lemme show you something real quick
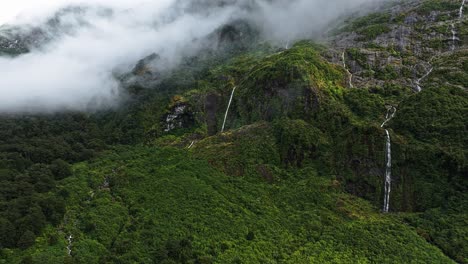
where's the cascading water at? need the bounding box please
[188,141,195,149]
[450,0,466,51]
[460,0,466,19]
[380,106,396,213]
[382,129,392,213]
[380,106,396,128]
[341,51,354,88]
[414,66,433,92]
[450,23,457,51]
[67,234,73,256]
[221,86,237,133]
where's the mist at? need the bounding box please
[0,0,388,113]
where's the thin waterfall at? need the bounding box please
[221,86,237,133]
[380,106,396,128]
[187,141,194,149]
[450,23,457,51]
[382,129,392,213]
[67,234,73,256]
[450,0,466,52]
[341,51,354,88]
[380,106,396,213]
[460,0,466,19]
[415,67,433,92]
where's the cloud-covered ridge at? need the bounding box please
[0,0,387,113]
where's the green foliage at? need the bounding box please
[348,13,391,30]
[16,231,35,250]
[0,114,102,249]
[273,119,328,167]
[193,122,280,177]
[50,159,72,180]
[356,24,392,41]
[430,51,468,88]
[402,209,468,263]
[346,48,370,69]
[343,89,385,121]
[339,12,392,40]
[375,65,399,80]
[234,42,345,124]
[417,0,461,14]
[393,86,467,148]
[0,5,466,262]
[3,146,454,263]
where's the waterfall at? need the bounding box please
[67,234,73,256]
[188,141,195,149]
[285,39,290,49]
[450,23,457,51]
[341,51,354,88]
[414,66,433,92]
[221,86,237,133]
[460,0,466,19]
[380,106,396,128]
[450,0,466,51]
[382,129,392,213]
[381,107,396,213]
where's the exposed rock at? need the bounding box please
[163,99,195,132]
[329,0,467,91]
[204,93,221,135]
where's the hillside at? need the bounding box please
[0,0,467,263]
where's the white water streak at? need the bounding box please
[381,106,396,213]
[341,51,354,88]
[188,141,194,149]
[380,106,396,128]
[415,67,433,92]
[221,86,237,133]
[460,0,466,19]
[383,129,392,213]
[451,0,466,52]
[67,234,73,256]
[450,23,457,51]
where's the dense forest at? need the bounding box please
[0,0,467,263]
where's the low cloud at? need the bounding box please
[0,0,387,113]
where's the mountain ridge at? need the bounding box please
[0,0,466,263]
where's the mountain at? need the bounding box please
[0,0,466,263]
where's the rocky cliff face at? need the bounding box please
[0,1,466,262]
[323,0,467,212]
[329,0,467,91]
[0,26,39,56]
[138,0,467,215]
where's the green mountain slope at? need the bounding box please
[1,145,454,263]
[0,0,467,263]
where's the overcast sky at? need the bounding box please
[0,1,87,24]
[0,1,49,24]
[0,0,163,25]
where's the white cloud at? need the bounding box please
[0,0,169,25]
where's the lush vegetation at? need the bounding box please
[0,114,99,250]
[0,146,454,263]
[0,38,464,263]
[0,1,467,263]
[417,0,461,14]
[338,12,392,41]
